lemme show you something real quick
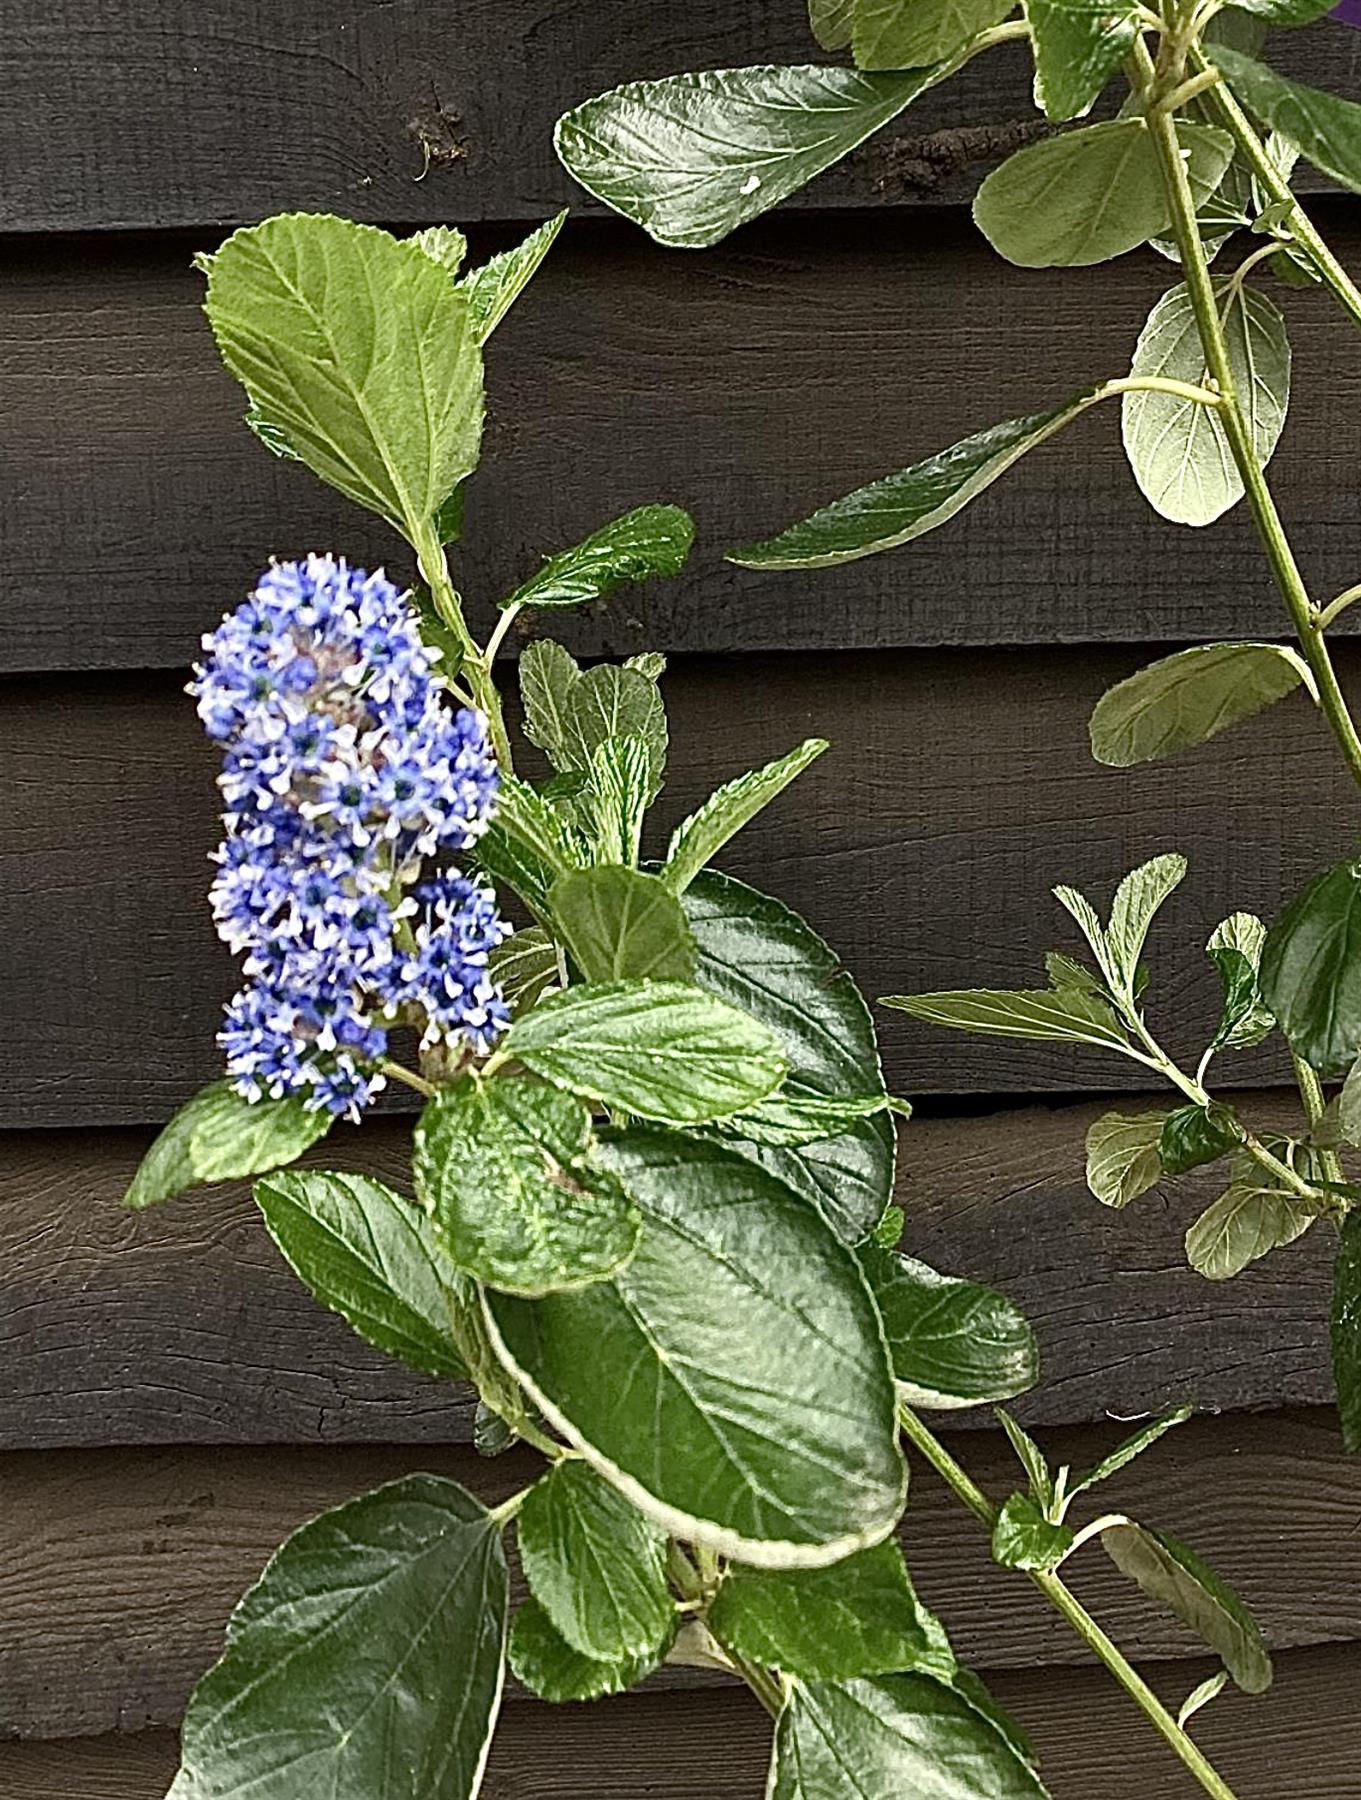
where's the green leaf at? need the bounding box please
[1160,1103,1240,1176]
[1207,912,1275,1051]
[203,213,484,537]
[412,223,468,274]
[1101,1522,1273,1692]
[519,639,582,767]
[1185,1178,1314,1279]
[411,582,467,673]
[1085,1111,1166,1208]
[492,772,585,883]
[123,1080,331,1209]
[709,1539,955,1680]
[626,650,667,682]
[484,1129,906,1566]
[1123,281,1290,526]
[1025,0,1140,122]
[991,1493,1075,1572]
[551,866,696,983]
[253,1169,469,1380]
[662,738,829,893]
[473,822,557,922]
[1330,1210,1361,1450]
[1107,852,1187,993]
[555,65,943,249]
[413,1075,640,1296]
[1089,642,1314,767]
[170,1475,508,1799]
[1045,949,1103,994]
[973,120,1233,268]
[1261,859,1361,1075]
[1214,47,1361,197]
[685,870,894,1243]
[243,402,303,461]
[500,979,785,1124]
[433,483,467,547]
[1229,0,1336,21]
[727,388,1104,570]
[882,987,1131,1051]
[456,212,567,343]
[1340,1059,1361,1147]
[508,1597,665,1702]
[767,1674,1051,1799]
[499,504,694,612]
[1070,1408,1191,1497]
[488,926,559,1015]
[861,1244,1039,1408]
[517,1460,672,1660]
[706,1090,901,1148]
[853,0,1015,70]
[559,664,667,799]
[810,0,856,48]
[995,1410,1055,1512]
[577,733,653,863]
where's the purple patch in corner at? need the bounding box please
[1334,0,1361,26]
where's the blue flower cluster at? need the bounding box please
[191,555,510,1120]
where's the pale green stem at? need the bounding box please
[487,1486,532,1528]
[413,524,516,774]
[484,602,522,668]
[379,1058,438,1099]
[1291,1052,1346,1189]
[1317,583,1361,634]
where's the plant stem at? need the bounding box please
[1135,48,1361,791]
[1317,582,1361,634]
[413,524,516,774]
[897,1407,1241,1800]
[378,1057,438,1099]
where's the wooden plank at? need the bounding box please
[8,217,1361,676]
[4,1646,1357,1800]
[2,4,1350,235]
[0,1094,1333,1451]
[0,1410,1355,1739]
[2,649,1355,1125]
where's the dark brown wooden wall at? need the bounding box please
[5,3,1361,1794]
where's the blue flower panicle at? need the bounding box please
[190,555,510,1121]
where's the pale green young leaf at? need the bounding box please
[1070,1408,1191,1497]
[1178,1671,1230,1729]
[203,213,484,536]
[578,733,652,863]
[550,866,697,983]
[517,1460,672,1660]
[996,1409,1054,1511]
[1123,281,1290,526]
[484,1129,907,1566]
[499,504,694,612]
[1260,859,1361,1074]
[413,1076,640,1296]
[170,1476,508,1799]
[1045,949,1103,994]
[991,1493,1075,1571]
[810,0,856,47]
[1229,0,1335,20]
[1025,0,1140,122]
[1089,642,1314,767]
[253,1169,469,1380]
[412,223,468,273]
[493,771,585,880]
[1213,47,1361,196]
[509,1597,666,1702]
[555,65,943,248]
[661,737,829,893]
[488,926,559,1015]
[882,987,1131,1052]
[625,650,667,682]
[457,211,567,343]
[861,1244,1039,1407]
[1206,912,1274,1051]
[973,120,1233,267]
[561,663,667,798]
[499,979,786,1124]
[1185,1181,1314,1279]
[1102,1522,1273,1691]
[1050,882,1117,985]
[519,639,582,767]
[1107,852,1187,991]
[853,0,1015,70]
[709,1540,955,1681]
[727,389,1104,569]
[1085,1112,1165,1208]
[123,1080,331,1209]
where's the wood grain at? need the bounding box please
[0,1093,1335,1451]
[8,215,1361,673]
[4,648,1358,1124]
[1,1410,1355,1740]
[2,4,1349,235]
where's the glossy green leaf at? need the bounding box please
[861,1243,1039,1407]
[413,1075,639,1296]
[727,389,1103,570]
[560,663,667,798]
[500,979,785,1124]
[991,1493,1074,1572]
[488,926,559,1015]
[1261,859,1361,1075]
[493,772,585,882]
[1123,281,1290,526]
[517,1460,672,1659]
[203,214,484,536]
[473,822,556,922]
[457,212,567,343]
[1214,47,1361,196]
[556,65,943,248]
[1207,912,1275,1051]
[882,986,1130,1051]
[685,870,894,1243]
[1025,0,1139,122]
[662,737,829,893]
[973,120,1233,267]
[123,1080,331,1209]
[1089,642,1314,767]
[170,1476,508,1799]
[253,1169,469,1380]
[412,223,468,273]
[767,1674,1051,1799]
[1160,1103,1240,1176]
[709,1539,955,1680]
[1070,1408,1191,1496]
[551,866,696,983]
[508,1597,665,1702]
[499,504,694,612]
[519,639,582,767]
[1330,1211,1361,1449]
[853,0,1015,70]
[1085,1111,1165,1208]
[577,733,653,863]
[996,1410,1054,1511]
[1101,1522,1273,1692]
[1106,852,1187,993]
[485,1129,906,1566]
[707,1090,901,1148]
[810,0,856,47]
[1185,1178,1314,1279]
